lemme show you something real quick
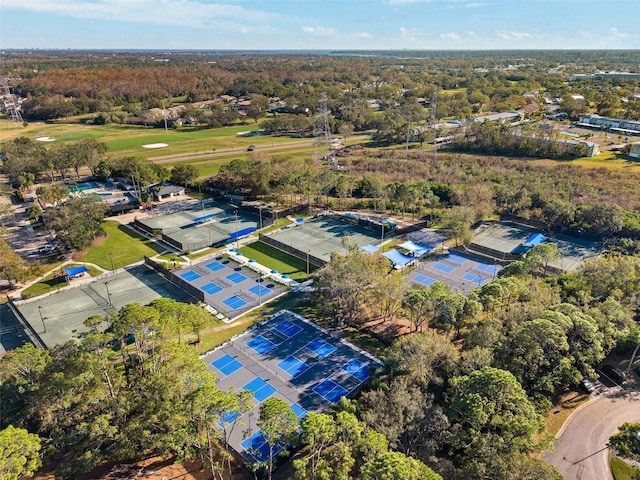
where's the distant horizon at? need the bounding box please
[2,1,639,51]
[3,48,640,52]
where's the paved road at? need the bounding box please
[148,138,321,164]
[543,389,640,480]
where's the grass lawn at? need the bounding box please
[238,241,317,281]
[75,220,165,270]
[611,457,639,480]
[534,151,640,170]
[0,119,317,164]
[21,272,68,299]
[257,217,294,235]
[545,390,591,436]
[157,252,188,264]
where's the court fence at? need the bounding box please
[258,234,327,268]
[6,296,47,350]
[464,243,520,263]
[144,257,205,302]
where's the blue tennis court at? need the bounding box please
[201,282,223,295]
[243,377,277,402]
[273,320,303,338]
[413,274,437,286]
[447,253,469,264]
[313,379,349,403]
[277,355,310,377]
[241,430,283,461]
[476,264,499,274]
[306,338,337,358]
[247,335,276,354]
[179,270,202,282]
[226,272,248,284]
[211,353,243,376]
[463,272,488,284]
[223,295,248,310]
[205,260,225,272]
[291,403,308,419]
[434,262,456,273]
[342,358,370,382]
[219,410,242,425]
[249,284,271,297]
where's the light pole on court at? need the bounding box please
[234,210,239,249]
[306,250,310,276]
[104,281,112,307]
[38,305,46,333]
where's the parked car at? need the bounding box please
[579,378,596,394]
[600,364,627,384]
[246,145,255,151]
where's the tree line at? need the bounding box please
[308,239,639,478]
[7,51,640,123]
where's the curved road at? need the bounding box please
[543,389,640,480]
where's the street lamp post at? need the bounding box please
[306,250,310,276]
[259,206,263,230]
[38,305,46,333]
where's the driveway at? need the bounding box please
[543,389,640,480]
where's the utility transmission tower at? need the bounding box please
[430,89,438,159]
[313,93,332,165]
[1,78,24,126]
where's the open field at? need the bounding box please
[0,119,310,159]
[77,220,165,269]
[238,241,317,281]
[533,150,640,170]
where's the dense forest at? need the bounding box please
[3,50,640,123]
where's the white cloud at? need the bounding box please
[465,2,487,7]
[302,26,337,36]
[302,26,373,40]
[387,0,432,4]
[466,31,478,37]
[400,26,429,42]
[1,0,278,29]
[496,30,532,40]
[610,27,631,39]
[350,32,374,39]
[440,32,460,39]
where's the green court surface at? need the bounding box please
[238,242,316,281]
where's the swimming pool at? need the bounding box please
[68,182,102,192]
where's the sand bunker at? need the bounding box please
[142,143,169,149]
[35,136,56,142]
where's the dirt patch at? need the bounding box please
[91,235,107,248]
[546,389,591,436]
[363,316,413,342]
[33,456,237,480]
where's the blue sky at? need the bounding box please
[1,0,639,50]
